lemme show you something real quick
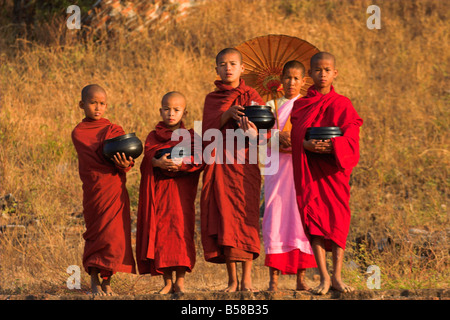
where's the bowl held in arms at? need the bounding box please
[103,133,143,161]
[305,127,342,141]
[234,105,276,130]
[154,146,188,159]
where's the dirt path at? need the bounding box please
[2,288,448,300]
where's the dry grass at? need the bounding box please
[0,0,448,295]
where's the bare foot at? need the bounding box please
[90,273,105,296]
[240,261,256,292]
[173,285,184,293]
[241,279,258,292]
[331,276,354,293]
[100,276,116,296]
[102,285,116,295]
[157,283,174,294]
[174,267,186,293]
[268,280,278,291]
[91,284,105,296]
[268,268,279,291]
[159,269,174,294]
[311,276,331,295]
[296,279,311,291]
[223,280,239,293]
[296,269,311,291]
[174,280,184,293]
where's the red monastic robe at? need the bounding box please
[136,121,203,275]
[201,79,264,263]
[291,85,363,251]
[71,118,136,277]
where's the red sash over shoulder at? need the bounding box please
[136,121,203,275]
[72,118,136,276]
[201,79,264,263]
[291,86,363,250]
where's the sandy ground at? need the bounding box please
[1,288,448,300]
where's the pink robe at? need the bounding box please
[262,96,316,273]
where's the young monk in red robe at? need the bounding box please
[201,48,264,292]
[72,84,136,296]
[291,52,363,295]
[136,91,203,294]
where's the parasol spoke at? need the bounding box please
[272,35,296,64]
[242,46,269,71]
[241,51,264,71]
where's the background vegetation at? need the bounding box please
[0,0,448,295]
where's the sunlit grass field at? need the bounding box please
[0,0,448,295]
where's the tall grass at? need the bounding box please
[0,0,448,294]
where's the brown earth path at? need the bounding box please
[1,289,448,300]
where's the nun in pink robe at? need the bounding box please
[262,95,316,274]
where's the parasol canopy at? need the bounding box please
[235,34,320,103]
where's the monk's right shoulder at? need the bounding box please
[144,130,157,142]
[72,122,82,130]
[203,92,220,108]
[205,91,217,100]
[71,123,83,140]
[292,97,308,109]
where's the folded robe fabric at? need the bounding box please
[291,85,363,251]
[136,121,203,275]
[72,117,136,276]
[264,249,317,275]
[201,79,264,263]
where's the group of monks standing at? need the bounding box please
[71,48,363,296]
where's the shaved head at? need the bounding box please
[81,84,106,101]
[216,48,242,65]
[282,60,306,77]
[161,91,186,107]
[310,52,336,69]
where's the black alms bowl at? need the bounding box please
[154,146,188,159]
[306,127,342,140]
[234,105,276,130]
[103,133,143,161]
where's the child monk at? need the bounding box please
[136,91,203,294]
[72,84,136,296]
[262,61,316,292]
[291,52,363,295]
[201,48,265,292]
